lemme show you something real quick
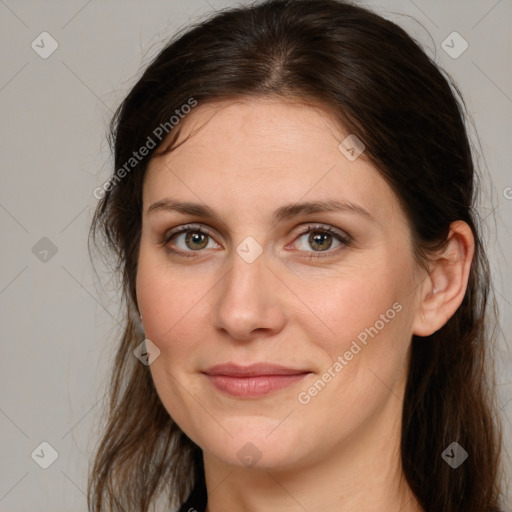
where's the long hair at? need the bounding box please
[88,1,504,510]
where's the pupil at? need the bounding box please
[186,231,208,250]
[309,232,332,251]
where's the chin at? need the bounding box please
[199,421,310,470]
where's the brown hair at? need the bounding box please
[88,1,505,510]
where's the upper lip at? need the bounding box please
[202,363,310,377]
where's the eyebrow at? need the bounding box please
[147,198,374,222]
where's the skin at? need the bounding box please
[136,97,474,512]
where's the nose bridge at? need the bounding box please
[228,248,268,299]
[212,247,285,339]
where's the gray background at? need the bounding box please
[0,0,511,510]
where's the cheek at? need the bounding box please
[292,272,412,445]
[295,263,410,357]
[136,249,200,358]
[291,256,416,423]
[136,246,222,387]
[332,268,413,374]
[136,251,208,435]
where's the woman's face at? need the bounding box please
[136,98,426,471]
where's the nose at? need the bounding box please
[211,250,287,342]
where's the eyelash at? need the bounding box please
[162,223,352,259]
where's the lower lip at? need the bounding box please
[204,373,309,398]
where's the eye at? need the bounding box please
[163,224,221,255]
[291,225,351,257]
[162,223,350,259]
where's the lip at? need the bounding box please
[202,363,311,398]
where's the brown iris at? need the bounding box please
[185,231,209,250]
[308,231,333,251]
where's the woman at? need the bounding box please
[88,0,505,511]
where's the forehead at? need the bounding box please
[143,98,402,224]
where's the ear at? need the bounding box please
[412,220,475,337]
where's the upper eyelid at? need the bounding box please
[165,223,215,237]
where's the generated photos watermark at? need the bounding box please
[237,441,263,468]
[441,442,468,469]
[134,338,161,366]
[93,97,198,200]
[297,301,403,405]
[338,134,365,161]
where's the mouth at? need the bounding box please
[201,363,312,398]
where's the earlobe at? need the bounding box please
[412,220,475,337]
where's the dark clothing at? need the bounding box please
[177,479,207,512]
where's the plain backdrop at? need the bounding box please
[0,0,511,510]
